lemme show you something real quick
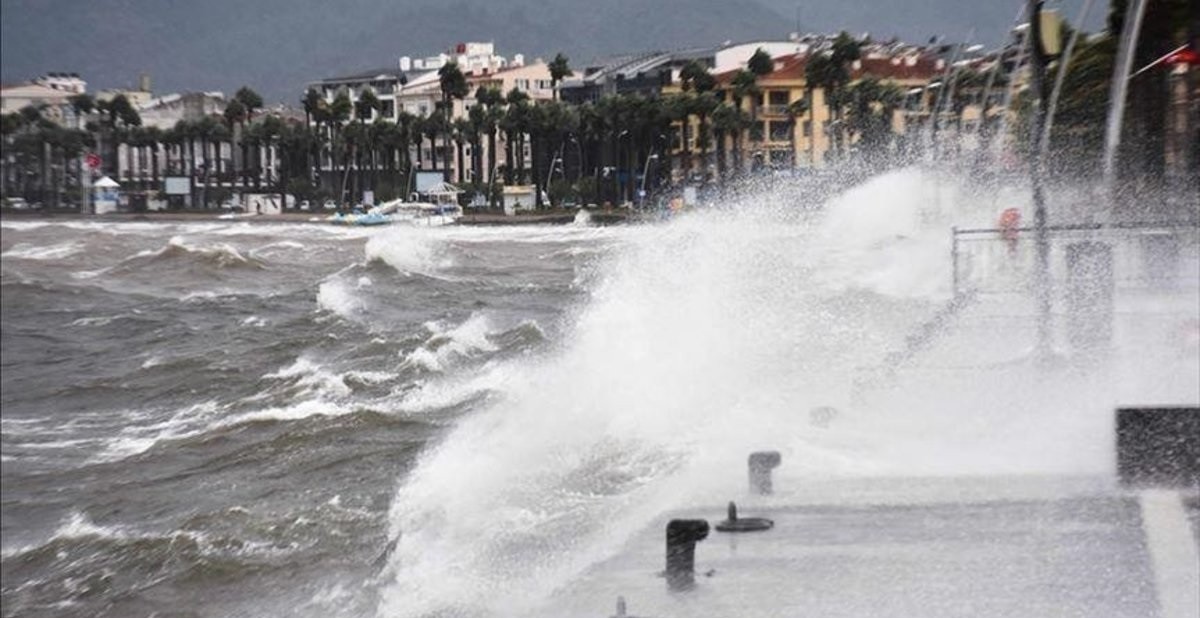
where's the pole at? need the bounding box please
[951,226,960,296]
[639,153,656,211]
[1041,0,1096,158]
[1101,0,1149,200]
[1028,0,1052,363]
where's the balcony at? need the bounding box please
[757,104,791,117]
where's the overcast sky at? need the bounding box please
[1,0,1107,105]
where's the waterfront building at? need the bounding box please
[308,43,553,192]
[0,72,88,128]
[96,73,155,108]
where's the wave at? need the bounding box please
[316,277,367,319]
[364,229,453,275]
[117,235,265,272]
[399,313,500,373]
[1,241,85,261]
[373,166,1129,617]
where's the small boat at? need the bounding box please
[370,199,462,227]
[328,211,393,226]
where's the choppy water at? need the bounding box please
[2,169,1196,618]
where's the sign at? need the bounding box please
[414,171,444,193]
[362,190,375,206]
[683,186,698,206]
[86,153,101,170]
[163,177,190,195]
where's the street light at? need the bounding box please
[616,130,631,204]
[638,153,658,211]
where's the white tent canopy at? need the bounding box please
[91,176,120,188]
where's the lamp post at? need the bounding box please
[639,153,658,211]
[617,129,630,204]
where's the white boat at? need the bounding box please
[372,183,465,229]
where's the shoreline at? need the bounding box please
[0,209,636,226]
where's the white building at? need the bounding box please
[0,73,88,128]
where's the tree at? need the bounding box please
[223,99,248,198]
[785,98,809,168]
[549,53,572,101]
[234,87,264,117]
[437,62,469,181]
[730,70,760,173]
[475,86,504,203]
[748,48,774,77]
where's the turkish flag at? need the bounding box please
[1164,47,1200,66]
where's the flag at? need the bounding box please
[1164,47,1199,66]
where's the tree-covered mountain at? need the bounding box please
[1,0,786,103]
[0,0,1105,104]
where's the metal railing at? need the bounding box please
[950,221,1199,296]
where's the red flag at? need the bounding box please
[1164,47,1200,66]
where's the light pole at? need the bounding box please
[540,153,565,207]
[639,153,658,211]
[617,129,630,204]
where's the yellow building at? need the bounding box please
[667,50,943,178]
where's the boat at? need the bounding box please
[328,210,393,226]
[369,197,463,227]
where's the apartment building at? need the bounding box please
[0,72,88,128]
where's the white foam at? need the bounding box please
[364,228,453,273]
[1,241,84,261]
[399,313,500,373]
[376,167,1196,617]
[316,278,364,318]
[264,357,352,398]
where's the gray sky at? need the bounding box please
[1,0,1108,105]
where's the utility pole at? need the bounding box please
[1027,0,1052,363]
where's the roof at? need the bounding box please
[312,67,434,86]
[0,83,74,99]
[138,91,225,110]
[711,50,942,87]
[422,181,462,195]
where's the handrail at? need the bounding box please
[953,221,1199,236]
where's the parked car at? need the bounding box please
[4,197,29,210]
[322,200,338,210]
[298,200,311,211]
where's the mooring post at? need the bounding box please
[1116,407,1200,487]
[951,226,959,296]
[748,451,782,495]
[665,519,709,591]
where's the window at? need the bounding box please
[516,79,529,90]
[802,120,812,138]
[769,121,791,142]
[768,91,788,106]
[380,100,395,118]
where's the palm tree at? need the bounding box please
[549,52,572,101]
[502,89,531,184]
[224,99,248,200]
[437,61,469,182]
[474,86,504,202]
[784,98,809,168]
[328,91,352,201]
[807,32,862,160]
[450,117,470,184]
[730,70,760,173]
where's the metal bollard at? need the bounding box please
[1116,407,1199,487]
[665,519,709,591]
[748,451,782,495]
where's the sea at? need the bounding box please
[2,168,1197,618]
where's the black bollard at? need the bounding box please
[612,596,627,617]
[665,519,709,591]
[1116,407,1199,487]
[748,451,782,495]
[715,500,774,532]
